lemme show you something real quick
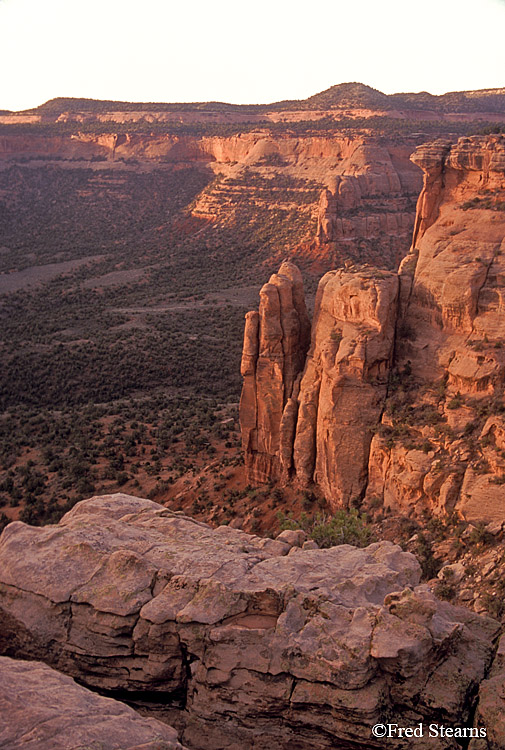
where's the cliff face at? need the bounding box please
[0,131,421,268]
[241,260,398,507]
[315,143,419,250]
[241,135,505,522]
[240,261,311,483]
[369,134,505,523]
[294,270,398,505]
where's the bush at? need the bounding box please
[416,532,440,580]
[311,509,374,548]
[277,508,373,548]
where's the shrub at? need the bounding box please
[277,508,373,548]
[416,532,440,580]
[447,393,464,410]
[311,509,373,548]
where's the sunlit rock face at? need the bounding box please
[240,260,398,509]
[369,135,505,523]
[241,135,505,524]
[240,261,311,484]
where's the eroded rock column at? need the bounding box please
[294,269,398,508]
[239,261,310,483]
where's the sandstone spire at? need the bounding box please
[239,261,310,483]
[240,261,398,508]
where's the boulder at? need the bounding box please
[0,655,186,749]
[0,494,500,750]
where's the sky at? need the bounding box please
[1,0,504,110]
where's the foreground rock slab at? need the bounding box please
[0,655,186,750]
[0,494,501,749]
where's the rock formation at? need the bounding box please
[293,269,398,506]
[241,135,505,523]
[470,631,505,750]
[240,261,311,483]
[315,143,419,264]
[0,655,187,750]
[241,263,398,508]
[0,494,501,749]
[0,131,421,269]
[367,135,505,522]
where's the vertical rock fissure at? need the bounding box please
[471,252,497,335]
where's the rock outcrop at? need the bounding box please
[0,494,500,749]
[0,131,421,269]
[367,135,505,522]
[471,632,505,750]
[0,655,187,750]
[240,261,311,483]
[241,135,505,523]
[315,143,419,267]
[293,269,398,506]
[241,263,398,508]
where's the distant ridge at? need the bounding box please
[12,82,505,116]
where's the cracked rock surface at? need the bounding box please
[0,494,501,749]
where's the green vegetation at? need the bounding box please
[434,567,457,601]
[277,508,374,548]
[0,393,240,526]
[462,189,505,211]
[0,149,323,529]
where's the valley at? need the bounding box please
[1,82,505,750]
[1,84,503,536]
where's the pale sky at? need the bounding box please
[1,0,504,110]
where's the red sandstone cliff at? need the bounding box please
[241,260,398,508]
[241,135,505,522]
[240,261,311,483]
[0,131,421,267]
[367,135,505,523]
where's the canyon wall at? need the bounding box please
[241,261,398,506]
[241,135,505,521]
[368,134,505,523]
[0,131,421,266]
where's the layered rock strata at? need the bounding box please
[315,143,419,259]
[242,135,505,523]
[0,494,500,750]
[367,135,505,522]
[0,655,187,750]
[0,132,421,268]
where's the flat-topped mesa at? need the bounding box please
[240,262,398,508]
[368,135,505,523]
[240,261,311,483]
